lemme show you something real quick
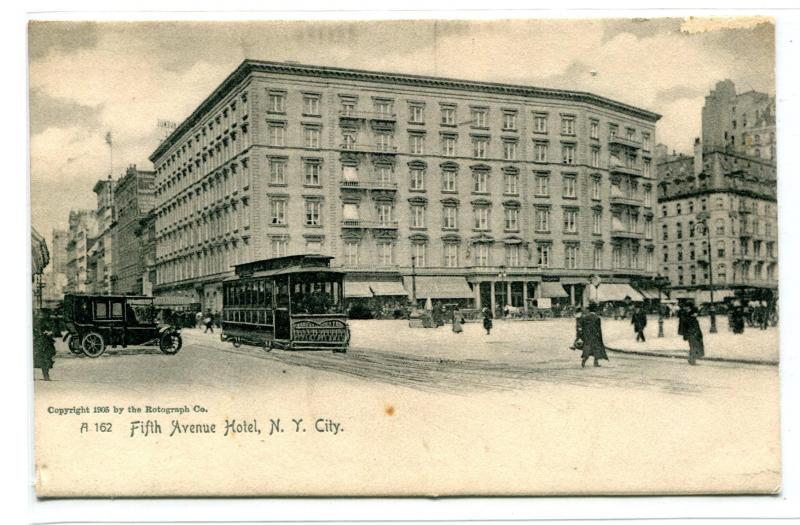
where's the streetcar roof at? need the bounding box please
[224,266,344,281]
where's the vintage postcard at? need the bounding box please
[29,17,780,497]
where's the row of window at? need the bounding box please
[156,237,253,284]
[156,159,252,230]
[338,240,654,271]
[266,89,653,148]
[661,217,775,240]
[662,240,776,263]
[660,196,776,218]
[157,202,251,260]
[666,261,775,286]
[267,121,653,170]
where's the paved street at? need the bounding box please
[34,318,780,495]
[38,316,778,393]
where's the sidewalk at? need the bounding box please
[603,316,779,365]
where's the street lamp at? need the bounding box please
[655,273,670,338]
[498,264,507,317]
[695,212,718,333]
[410,255,417,306]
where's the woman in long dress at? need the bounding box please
[452,306,463,334]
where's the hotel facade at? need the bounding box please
[150,60,661,313]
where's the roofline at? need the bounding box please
[150,59,662,161]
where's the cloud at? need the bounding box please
[28,21,99,60]
[29,88,103,136]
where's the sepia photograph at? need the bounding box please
[28,16,781,497]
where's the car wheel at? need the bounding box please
[67,335,83,355]
[81,332,106,358]
[159,333,182,355]
[232,338,241,348]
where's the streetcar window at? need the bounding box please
[264,280,273,307]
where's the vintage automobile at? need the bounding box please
[61,294,182,358]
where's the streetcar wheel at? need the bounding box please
[81,332,106,358]
[67,335,83,355]
[159,333,182,355]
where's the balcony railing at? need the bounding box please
[610,229,644,239]
[609,135,642,149]
[610,164,643,177]
[341,219,399,229]
[339,110,397,121]
[339,143,398,154]
[609,195,643,207]
[339,179,399,190]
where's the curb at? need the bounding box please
[606,347,778,367]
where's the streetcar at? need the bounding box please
[61,294,183,358]
[221,254,350,352]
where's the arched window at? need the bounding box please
[715,219,725,235]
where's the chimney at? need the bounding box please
[693,137,703,177]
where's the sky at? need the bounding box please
[28,17,775,236]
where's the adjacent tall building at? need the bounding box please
[657,138,778,302]
[150,59,661,312]
[111,165,156,294]
[702,79,776,162]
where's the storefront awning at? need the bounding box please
[540,282,569,298]
[696,289,734,303]
[344,281,373,298]
[637,288,661,300]
[403,276,473,299]
[153,295,198,306]
[595,283,644,302]
[370,281,408,297]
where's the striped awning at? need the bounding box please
[403,276,473,299]
[370,281,408,297]
[540,282,569,298]
[595,283,644,302]
[344,281,373,298]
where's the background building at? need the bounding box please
[86,176,116,293]
[657,138,777,302]
[702,79,776,162]
[41,229,69,306]
[111,165,156,294]
[134,209,158,296]
[150,60,661,313]
[65,209,99,293]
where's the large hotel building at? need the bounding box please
[150,60,660,312]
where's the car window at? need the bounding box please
[111,301,124,318]
[94,301,108,319]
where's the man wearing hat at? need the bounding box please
[577,302,608,368]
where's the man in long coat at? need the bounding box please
[631,305,648,342]
[678,303,705,365]
[33,311,56,381]
[578,302,608,367]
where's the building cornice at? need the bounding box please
[657,187,777,204]
[150,59,662,162]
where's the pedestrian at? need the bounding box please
[570,306,583,351]
[33,311,56,381]
[731,301,745,334]
[678,303,704,365]
[195,310,203,329]
[452,306,464,334]
[203,310,214,334]
[482,307,493,335]
[631,305,647,342]
[759,300,769,330]
[578,302,608,368]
